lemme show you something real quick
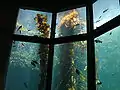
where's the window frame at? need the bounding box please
[6,1,120,90]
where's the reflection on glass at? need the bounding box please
[14,8,52,38]
[5,41,49,90]
[55,7,87,38]
[52,41,87,90]
[93,0,120,29]
[95,26,120,90]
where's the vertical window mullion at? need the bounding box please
[86,1,96,90]
[46,12,57,90]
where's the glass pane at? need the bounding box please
[52,41,87,90]
[55,7,87,38]
[95,26,120,90]
[93,0,120,29]
[5,41,49,90]
[14,8,52,38]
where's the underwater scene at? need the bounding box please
[51,7,88,90]
[55,7,86,38]
[52,41,87,90]
[93,0,120,29]
[95,26,120,90]
[14,8,52,38]
[5,41,49,90]
[6,3,120,89]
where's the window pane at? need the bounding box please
[55,7,87,38]
[95,26,120,89]
[14,8,52,38]
[93,0,120,29]
[5,41,49,90]
[52,41,87,90]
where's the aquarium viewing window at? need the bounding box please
[52,41,87,90]
[14,9,52,38]
[93,0,120,29]
[55,7,87,38]
[5,41,42,90]
[4,0,120,90]
[95,26,120,90]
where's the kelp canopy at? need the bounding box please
[34,13,50,38]
[51,9,87,90]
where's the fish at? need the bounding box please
[13,40,15,44]
[75,23,80,26]
[21,43,25,47]
[84,66,87,71]
[95,20,100,23]
[32,60,39,64]
[76,68,80,75]
[94,39,102,43]
[112,73,115,76]
[96,79,102,85]
[24,82,28,88]
[17,25,22,31]
[31,61,36,67]
[13,45,16,47]
[109,32,112,35]
[103,8,109,13]
[99,16,102,19]
[28,30,31,31]
[38,51,42,54]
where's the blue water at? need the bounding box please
[14,9,52,37]
[5,4,120,90]
[95,26,120,90]
[93,0,120,29]
[5,42,41,90]
[52,42,87,90]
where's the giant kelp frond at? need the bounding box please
[34,14,50,38]
[58,9,80,29]
[58,9,86,30]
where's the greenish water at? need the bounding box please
[5,4,120,90]
[95,26,120,90]
[52,42,87,90]
[5,41,87,90]
[5,42,41,90]
[52,7,87,90]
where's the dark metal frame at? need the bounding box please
[86,1,96,90]
[10,2,120,90]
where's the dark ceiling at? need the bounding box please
[16,0,97,12]
[1,0,97,12]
